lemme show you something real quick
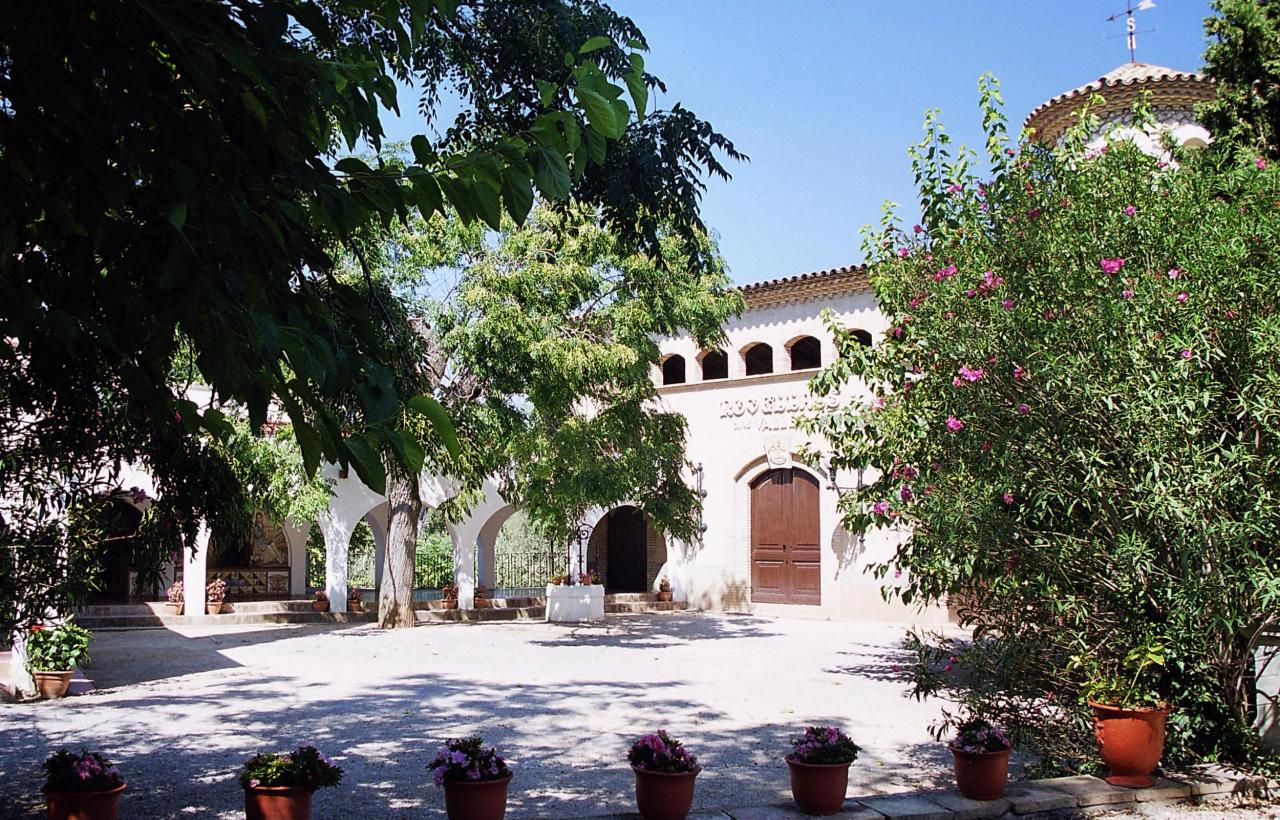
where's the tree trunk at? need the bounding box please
[378,464,420,629]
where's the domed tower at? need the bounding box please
[1023,62,1216,152]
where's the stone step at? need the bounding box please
[414,606,546,624]
[75,611,376,630]
[605,601,686,613]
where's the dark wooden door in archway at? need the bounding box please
[606,506,648,592]
[751,468,821,605]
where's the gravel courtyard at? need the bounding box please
[0,612,958,818]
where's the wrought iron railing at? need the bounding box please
[490,548,568,597]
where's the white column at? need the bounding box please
[449,523,477,610]
[365,505,389,593]
[283,524,309,597]
[183,521,209,616]
[319,516,351,614]
[9,626,32,696]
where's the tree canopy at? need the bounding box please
[0,0,740,629]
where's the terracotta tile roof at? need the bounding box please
[1023,62,1215,144]
[738,264,871,309]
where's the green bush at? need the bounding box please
[805,79,1280,771]
[26,619,91,672]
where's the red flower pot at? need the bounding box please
[657,591,673,603]
[949,747,1010,800]
[443,772,513,820]
[206,601,224,615]
[45,782,126,820]
[310,600,329,613]
[33,671,73,699]
[786,757,850,815]
[632,766,700,820]
[1090,701,1168,788]
[244,785,312,820]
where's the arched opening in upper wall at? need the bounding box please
[743,342,773,376]
[788,336,822,370]
[700,349,728,381]
[850,329,873,347]
[661,354,686,385]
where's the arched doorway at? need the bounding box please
[750,468,821,605]
[604,506,648,592]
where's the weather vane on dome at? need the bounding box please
[1106,0,1157,63]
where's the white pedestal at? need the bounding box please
[546,584,605,623]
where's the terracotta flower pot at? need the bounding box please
[657,591,673,603]
[474,598,493,609]
[949,746,1010,800]
[441,599,459,610]
[33,670,73,699]
[164,602,182,615]
[632,765,700,820]
[1090,701,1168,788]
[45,782,126,820]
[244,785,312,820]
[786,757,850,815]
[206,601,223,615]
[311,600,329,613]
[347,600,363,613]
[442,772,513,820]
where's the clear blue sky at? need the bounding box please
[385,1,1215,285]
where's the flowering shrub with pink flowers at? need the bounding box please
[627,730,698,773]
[801,77,1280,772]
[787,727,860,765]
[239,745,343,792]
[43,750,123,794]
[428,736,511,785]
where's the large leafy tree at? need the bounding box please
[1200,0,1280,159]
[805,81,1280,769]
[333,203,740,626]
[0,1,739,630]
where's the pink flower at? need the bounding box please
[945,415,965,432]
[1013,365,1028,380]
[1002,491,1014,505]
[913,224,923,234]
[1123,205,1136,216]
[1226,309,1239,319]
[944,311,955,319]
[902,465,918,479]
[1122,289,1134,300]
[966,289,977,298]
[897,247,909,258]
[980,441,992,452]
[1157,159,1169,168]
[1258,157,1268,170]
[1028,207,1041,219]
[1181,349,1193,360]
[894,568,902,579]
[1176,292,1188,303]
[933,264,958,282]
[871,501,889,516]
[899,485,914,502]
[1017,403,1030,415]
[1168,267,1181,279]
[946,183,962,194]
[944,664,953,672]
[1100,257,1125,275]
[1002,299,1015,310]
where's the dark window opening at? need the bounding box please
[850,329,873,347]
[744,343,773,376]
[789,336,822,370]
[701,349,728,380]
[661,355,686,385]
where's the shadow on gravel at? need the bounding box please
[527,612,780,650]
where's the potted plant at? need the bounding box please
[240,744,343,820]
[206,578,227,615]
[785,726,860,815]
[627,730,700,820]
[165,580,184,615]
[311,590,330,613]
[25,620,91,699]
[1072,639,1169,788]
[441,584,459,610]
[473,584,492,609]
[657,577,672,603]
[42,749,125,820]
[947,718,1011,801]
[347,587,363,613]
[428,735,513,820]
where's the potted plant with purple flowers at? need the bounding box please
[948,718,1011,800]
[205,578,227,614]
[428,735,513,820]
[627,730,700,820]
[240,744,343,820]
[165,580,183,615]
[311,590,329,613]
[785,727,860,815]
[43,749,126,820]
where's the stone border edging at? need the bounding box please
[612,766,1273,820]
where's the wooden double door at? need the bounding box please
[606,506,648,592]
[750,468,821,605]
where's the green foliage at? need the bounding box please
[1200,1,1280,159]
[0,0,738,635]
[26,619,92,673]
[239,745,343,791]
[1071,637,1168,710]
[804,77,1280,771]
